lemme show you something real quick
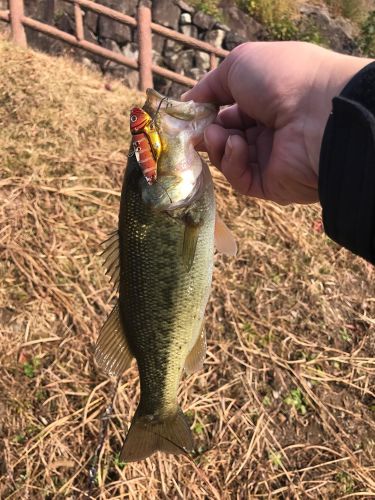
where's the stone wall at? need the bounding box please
[1,0,360,96]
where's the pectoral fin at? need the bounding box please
[101,230,121,290]
[184,328,206,374]
[182,223,200,271]
[95,302,133,376]
[215,216,237,256]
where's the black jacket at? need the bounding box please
[319,61,375,264]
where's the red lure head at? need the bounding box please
[130,107,151,133]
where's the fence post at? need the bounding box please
[137,3,153,91]
[9,0,27,48]
[210,53,217,70]
[74,1,84,41]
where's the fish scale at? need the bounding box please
[119,156,215,417]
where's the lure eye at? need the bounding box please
[130,115,137,123]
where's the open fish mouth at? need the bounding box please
[145,88,217,122]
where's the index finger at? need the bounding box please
[181,55,235,105]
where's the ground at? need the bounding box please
[0,39,374,499]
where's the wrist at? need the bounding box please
[306,50,373,176]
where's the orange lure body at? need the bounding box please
[130,107,162,185]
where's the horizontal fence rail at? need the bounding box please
[0,0,229,90]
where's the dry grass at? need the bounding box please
[0,38,375,499]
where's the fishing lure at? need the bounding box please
[130,107,162,185]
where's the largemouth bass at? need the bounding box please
[95,89,236,462]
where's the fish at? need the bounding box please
[95,88,237,462]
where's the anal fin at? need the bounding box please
[184,328,206,374]
[95,302,133,376]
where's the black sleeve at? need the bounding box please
[318,61,375,264]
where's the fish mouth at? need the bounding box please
[145,88,218,122]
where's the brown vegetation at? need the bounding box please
[0,39,374,498]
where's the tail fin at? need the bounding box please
[120,407,194,462]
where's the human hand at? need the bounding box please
[183,41,371,204]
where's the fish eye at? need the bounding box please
[131,115,137,122]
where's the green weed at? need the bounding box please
[193,422,204,435]
[340,328,352,342]
[325,0,368,22]
[23,357,41,378]
[190,0,224,21]
[359,10,375,57]
[336,471,355,493]
[268,450,283,467]
[113,453,126,469]
[284,388,307,415]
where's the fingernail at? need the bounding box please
[181,91,190,101]
[224,136,233,157]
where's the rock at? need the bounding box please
[95,0,138,17]
[222,5,263,41]
[152,33,165,54]
[164,39,184,59]
[180,12,192,25]
[193,11,215,31]
[299,4,359,55]
[186,67,206,81]
[56,12,75,35]
[196,50,210,71]
[152,50,164,66]
[214,22,230,31]
[152,0,180,30]
[165,48,195,75]
[55,0,74,17]
[83,9,99,34]
[224,32,246,51]
[180,24,199,38]
[102,40,139,87]
[166,81,191,98]
[98,15,132,44]
[204,28,225,48]
[174,0,195,14]
[24,0,53,22]
[84,27,98,45]
[101,38,121,57]
[115,66,139,88]
[122,41,139,60]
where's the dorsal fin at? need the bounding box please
[95,302,133,376]
[215,216,237,256]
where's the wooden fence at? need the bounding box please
[0,0,229,90]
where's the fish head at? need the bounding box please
[162,99,218,146]
[140,89,217,210]
[143,89,218,146]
